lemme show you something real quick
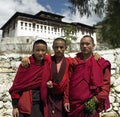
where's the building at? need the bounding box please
[0,11,96,51]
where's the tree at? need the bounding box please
[68,0,120,48]
[100,0,120,48]
[68,0,107,17]
[62,25,77,52]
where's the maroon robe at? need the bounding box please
[48,56,69,117]
[9,55,51,117]
[68,53,111,117]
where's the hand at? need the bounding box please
[46,81,53,88]
[64,103,70,112]
[21,56,30,68]
[12,108,19,117]
[93,52,101,60]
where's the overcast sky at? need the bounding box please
[0,0,103,37]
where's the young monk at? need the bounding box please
[9,39,51,117]
[68,35,111,117]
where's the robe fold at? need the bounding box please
[9,55,51,117]
[48,56,69,117]
[68,53,111,117]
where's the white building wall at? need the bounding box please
[12,20,66,49]
[14,21,19,37]
[2,19,96,51]
[16,20,62,40]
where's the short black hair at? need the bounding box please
[81,35,94,44]
[53,37,66,46]
[33,39,47,49]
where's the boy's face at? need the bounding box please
[53,40,66,58]
[33,43,47,61]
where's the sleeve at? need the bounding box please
[63,61,70,104]
[96,67,111,101]
[12,98,19,108]
[63,78,69,104]
[9,65,24,99]
[93,66,111,112]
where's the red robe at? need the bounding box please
[68,53,111,117]
[9,55,51,117]
[48,56,69,117]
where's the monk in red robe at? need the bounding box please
[46,38,70,117]
[9,39,51,117]
[68,35,111,117]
